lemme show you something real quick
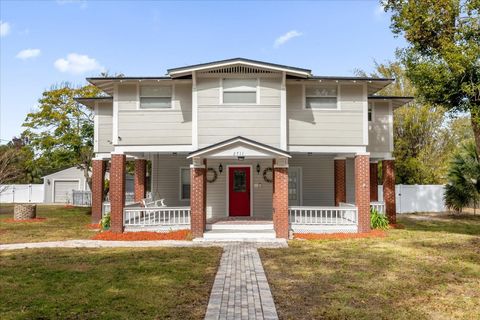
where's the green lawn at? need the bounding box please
[260,213,480,320]
[0,205,94,244]
[0,247,222,320]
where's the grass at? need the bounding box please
[0,204,94,244]
[0,247,222,319]
[259,213,480,320]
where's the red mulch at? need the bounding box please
[3,218,47,223]
[91,230,191,241]
[86,223,101,230]
[294,229,386,240]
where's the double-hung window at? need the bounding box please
[180,168,190,200]
[222,79,257,104]
[305,85,338,109]
[140,85,172,109]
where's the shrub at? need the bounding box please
[371,208,389,230]
[100,214,110,230]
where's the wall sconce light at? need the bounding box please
[256,163,261,174]
[218,164,223,174]
[47,179,51,185]
[237,156,245,161]
[307,152,313,156]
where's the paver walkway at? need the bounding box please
[205,243,279,320]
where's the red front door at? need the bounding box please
[229,167,251,216]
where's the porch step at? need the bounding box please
[206,223,274,231]
[202,229,277,241]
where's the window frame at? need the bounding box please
[303,83,340,111]
[368,101,375,122]
[179,167,191,201]
[138,83,175,110]
[220,78,259,105]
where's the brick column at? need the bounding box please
[355,154,371,233]
[383,159,396,224]
[91,159,106,223]
[190,161,206,238]
[370,162,379,202]
[273,166,289,239]
[134,159,147,203]
[334,158,346,206]
[110,153,126,233]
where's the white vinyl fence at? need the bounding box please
[0,184,45,203]
[378,184,446,213]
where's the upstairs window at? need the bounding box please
[140,85,172,109]
[305,85,338,109]
[223,79,257,104]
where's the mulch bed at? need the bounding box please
[3,218,47,223]
[294,229,387,240]
[91,230,191,241]
[86,223,101,230]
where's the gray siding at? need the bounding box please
[289,155,335,206]
[287,83,365,146]
[96,102,113,153]
[346,158,355,204]
[151,154,191,207]
[117,83,192,145]
[367,101,392,153]
[197,77,281,148]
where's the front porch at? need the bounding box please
[93,138,396,239]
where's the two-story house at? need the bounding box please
[77,58,412,240]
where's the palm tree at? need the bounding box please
[444,142,480,213]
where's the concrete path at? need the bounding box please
[205,243,279,320]
[0,239,287,251]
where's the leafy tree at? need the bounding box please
[384,0,480,155]
[22,83,102,189]
[357,61,473,183]
[445,141,480,212]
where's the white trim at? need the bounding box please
[302,83,341,111]
[370,152,394,159]
[187,137,291,159]
[137,83,175,110]
[168,60,311,78]
[363,82,368,145]
[220,77,259,106]
[333,157,347,160]
[388,100,394,152]
[114,145,194,153]
[355,152,370,156]
[112,83,119,145]
[280,71,287,150]
[179,167,190,201]
[93,153,111,160]
[192,71,198,149]
[288,145,366,153]
[52,179,81,203]
[93,102,99,153]
[226,165,254,217]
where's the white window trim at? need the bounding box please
[302,83,341,111]
[220,78,260,105]
[137,83,175,110]
[368,101,375,123]
[179,167,190,201]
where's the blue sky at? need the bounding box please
[0,0,405,143]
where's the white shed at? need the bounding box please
[43,167,90,204]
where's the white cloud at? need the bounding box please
[0,21,11,37]
[54,53,105,75]
[16,48,41,60]
[274,30,302,48]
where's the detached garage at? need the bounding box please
[43,167,89,204]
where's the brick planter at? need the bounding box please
[14,204,37,220]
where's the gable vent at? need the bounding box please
[198,64,281,78]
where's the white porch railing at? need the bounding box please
[288,206,358,225]
[370,201,385,214]
[123,206,191,230]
